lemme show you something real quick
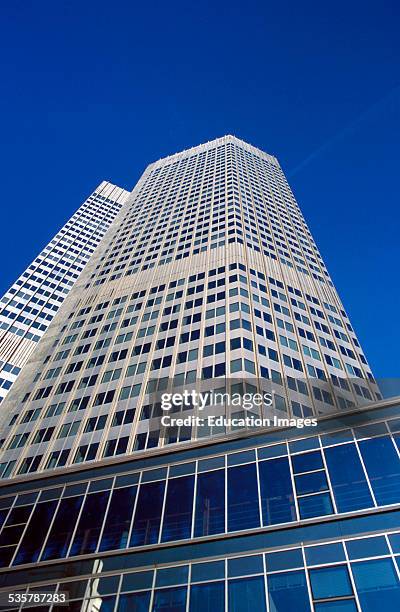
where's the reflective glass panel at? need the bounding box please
[258,457,296,525]
[227,463,260,532]
[194,470,225,536]
[161,476,194,542]
[324,444,373,512]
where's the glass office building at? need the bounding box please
[0,181,129,404]
[0,136,398,610]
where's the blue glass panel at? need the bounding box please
[194,470,225,536]
[352,558,400,611]
[69,490,110,556]
[359,437,400,505]
[170,462,196,477]
[197,456,225,471]
[228,576,266,612]
[346,536,389,559]
[228,555,263,577]
[257,443,287,459]
[314,601,357,612]
[227,450,256,466]
[289,437,319,453]
[309,566,353,598]
[305,543,346,565]
[119,591,150,612]
[130,480,165,546]
[355,423,388,438]
[156,566,189,587]
[89,478,113,492]
[227,463,260,531]
[161,476,195,542]
[298,493,333,519]
[324,444,373,512]
[99,486,136,551]
[191,561,225,582]
[152,586,187,612]
[388,532,400,553]
[268,570,311,612]
[265,548,303,571]
[295,471,328,495]
[142,468,168,482]
[189,582,224,612]
[291,451,323,474]
[259,457,296,525]
[41,495,83,560]
[13,500,58,565]
[321,430,354,446]
[121,571,153,591]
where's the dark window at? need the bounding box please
[13,501,58,565]
[228,576,266,612]
[194,470,225,536]
[41,496,83,560]
[99,486,136,552]
[153,587,187,612]
[190,582,224,612]
[292,451,323,473]
[69,491,110,556]
[161,476,195,542]
[259,457,296,525]
[227,463,260,532]
[130,480,165,546]
[119,592,151,611]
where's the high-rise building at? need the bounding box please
[0,181,129,403]
[0,136,398,611]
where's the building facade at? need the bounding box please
[0,136,398,611]
[0,181,129,403]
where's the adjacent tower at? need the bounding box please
[0,181,129,403]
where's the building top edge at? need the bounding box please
[146,135,280,170]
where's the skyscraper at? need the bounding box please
[0,181,129,403]
[0,136,398,610]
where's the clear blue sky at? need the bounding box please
[0,0,399,386]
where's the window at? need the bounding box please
[352,558,400,610]
[13,501,58,565]
[259,457,296,525]
[309,565,353,600]
[69,491,110,556]
[152,587,187,612]
[161,476,195,542]
[324,444,373,512]
[194,470,225,536]
[99,486,137,552]
[358,437,400,505]
[190,582,224,612]
[130,481,165,546]
[41,496,83,561]
[268,571,311,612]
[229,576,267,612]
[228,463,260,531]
